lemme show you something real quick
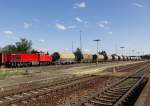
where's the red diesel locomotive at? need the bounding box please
[0,52,52,67]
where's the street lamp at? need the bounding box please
[93,39,101,65]
[120,47,125,55]
[132,50,135,56]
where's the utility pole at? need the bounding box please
[93,39,101,66]
[137,52,140,56]
[132,50,135,56]
[128,48,131,56]
[72,41,74,52]
[80,30,82,52]
[115,43,118,54]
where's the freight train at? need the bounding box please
[51,52,141,64]
[0,51,141,67]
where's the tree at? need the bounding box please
[1,44,16,54]
[1,38,33,54]
[99,51,107,60]
[0,47,2,53]
[74,48,83,63]
[15,38,32,53]
[99,51,107,56]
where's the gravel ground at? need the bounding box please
[0,61,145,88]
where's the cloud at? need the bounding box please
[24,22,32,29]
[108,31,113,35]
[68,25,76,29]
[33,18,39,22]
[55,23,67,31]
[3,30,14,35]
[39,39,45,43]
[102,20,109,24]
[2,30,19,39]
[98,23,105,28]
[97,20,111,28]
[132,3,144,8]
[74,2,86,8]
[75,17,83,23]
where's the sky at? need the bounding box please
[0,0,150,55]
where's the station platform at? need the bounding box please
[134,73,150,106]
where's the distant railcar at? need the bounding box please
[107,55,113,62]
[82,53,93,63]
[52,52,75,64]
[130,56,137,61]
[93,54,105,63]
[128,56,131,60]
[112,55,119,61]
[124,56,127,61]
[119,56,124,61]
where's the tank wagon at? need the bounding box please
[120,56,124,61]
[124,56,128,61]
[107,55,113,62]
[112,55,119,61]
[93,54,105,63]
[82,53,93,63]
[130,56,139,61]
[52,52,75,64]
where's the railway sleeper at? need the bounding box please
[114,85,133,89]
[12,95,23,99]
[81,102,93,106]
[106,90,126,95]
[116,79,148,106]
[116,82,137,87]
[102,91,123,97]
[98,94,119,100]
[109,87,129,91]
[94,96,117,103]
[88,99,114,106]
[109,88,128,93]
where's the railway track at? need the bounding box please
[0,62,148,106]
[80,64,150,106]
[0,61,141,72]
[0,61,145,97]
[0,75,107,106]
[104,61,147,73]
